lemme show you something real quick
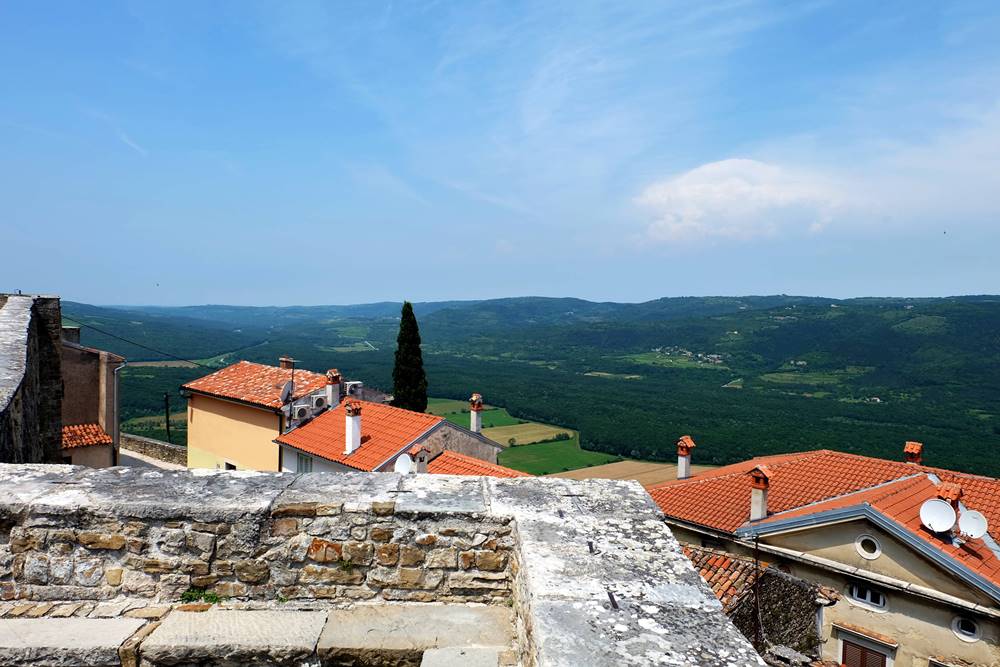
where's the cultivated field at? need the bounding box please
[497,436,620,475]
[482,423,571,447]
[549,460,716,486]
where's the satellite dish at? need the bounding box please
[959,510,989,540]
[920,499,957,533]
[280,381,294,404]
[393,454,413,475]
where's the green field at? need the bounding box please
[624,352,729,370]
[498,435,621,475]
[760,366,872,386]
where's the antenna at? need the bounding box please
[959,510,989,540]
[919,499,957,533]
[280,381,294,405]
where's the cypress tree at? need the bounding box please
[391,301,428,412]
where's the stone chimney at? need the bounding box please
[676,435,696,480]
[326,369,342,407]
[749,465,771,521]
[279,356,294,370]
[904,441,923,465]
[412,446,429,473]
[469,393,484,433]
[345,401,362,455]
[61,326,81,344]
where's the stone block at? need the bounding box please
[475,551,507,572]
[375,543,399,566]
[399,545,424,567]
[342,541,373,565]
[299,564,364,585]
[271,517,299,536]
[370,526,393,542]
[213,581,248,598]
[426,547,458,569]
[140,610,326,665]
[77,532,125,550]
[421,647,502,666]
[234,559,270,584]
[0,617,145,666]
[307,538,342,563]
[105,568,123,586]
[76,558,105,587]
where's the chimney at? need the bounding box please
[345,401,362,454]
[937,481,963,509]
[326,369,342,407]
[412,446,429,473]
[749,465,771,521]
[279,356,294,370]
[469,393,484,433]
[904,441,923,465]
[61,326,81,344]
[676,435,696,480]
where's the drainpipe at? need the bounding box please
[112,360,127,466]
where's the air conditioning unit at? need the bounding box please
[345,381,364,396]
[312,395,327,410]
[293,405,311,420]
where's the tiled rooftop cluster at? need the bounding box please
[0,464,762,666]
[61,424,113,449]
[181,360,328,409]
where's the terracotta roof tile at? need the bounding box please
[427,451,531,478]
[61,423,112,449]
[276,400,442,472]
[682,545,765,612]
[182,361,327,410]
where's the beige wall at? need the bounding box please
[186,394,281,471]
[62,444,113,468]
[765,519,994,605]
[61,344,117,432]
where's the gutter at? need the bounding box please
[112,360,127,466]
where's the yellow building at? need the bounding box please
[649,440,1000,667]
[182,358,331,470]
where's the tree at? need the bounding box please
[391,301,428,412]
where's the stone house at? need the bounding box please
[649,439,1000,667]
[0,294,62,463]
[183,359,509,476]
[59,327,125,467]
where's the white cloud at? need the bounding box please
[637,158,841,243]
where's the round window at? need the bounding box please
[952,616,981,642]
[855,534,882,560]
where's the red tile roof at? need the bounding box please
[682,545,764,612]
[427,450,532,478]
[182,361,327,410]
[649,449,1000,591]
[61,423,112,449]
[276,399,443,472]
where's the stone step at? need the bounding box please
[0,617,145,667]
[420,647,503,666]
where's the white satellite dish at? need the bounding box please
[959,510,989,540]
[920,499,957,533]
[280,381,294,404]
[393,454,414,475]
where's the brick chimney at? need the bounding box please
[749,465,771,521]
[676,435,696,480]
[326,369,342,407]
[469,393,484,433]
[937,481,963,509]
[904,441,923,465]
[345,401,362,455]
[279,356,294,370]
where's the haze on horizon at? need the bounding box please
[2,2,1000,306]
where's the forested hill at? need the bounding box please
[62,295,1000,476]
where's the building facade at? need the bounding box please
[59,327,125,466]
[649,440,1000,667]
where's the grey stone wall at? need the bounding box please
[0,296,62,464]
[417,422,501,464]
[729,568,823,659]
[0,464,763,666]
[119,434,187,466]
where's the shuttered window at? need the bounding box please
[841,640,887,667]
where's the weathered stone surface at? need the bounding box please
[420,646,502,667]
[77,532,125,550]
[0,617,144,666]
[375,543,400,566]
[272,471,400,515]
[299,564,364,585]
[307,538,342,563]
[140,610,326,665]
[234,559,270,584]
[319,604,512,653]
[396,475,487,515]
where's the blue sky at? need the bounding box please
[2,1,999,305]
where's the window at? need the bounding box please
[951,616,980,642]
[855,534,882,560]
[841,639,887,667]
[296,453,313,473]
[225,462,236,470]
[849,582,887,610]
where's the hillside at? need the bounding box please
[63,295,1000,475]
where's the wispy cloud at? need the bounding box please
[83,107,148,157]
[117,131,147,157]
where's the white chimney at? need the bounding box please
[676,435,696,480]
[326,369,342,407]
[749,466,771,521]
[345,401,362,455]
[469,393,484,433]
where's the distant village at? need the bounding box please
[2,293,999,666]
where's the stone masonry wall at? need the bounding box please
[0,464,763,666]
[118,434,187,466]
[0,296,63,464]
[729,568,824,658]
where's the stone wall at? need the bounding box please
[728,568,824,658]
[0,464,763,666]
[417,422,501,465]
[119,434,187,466]
[0,296,62,464]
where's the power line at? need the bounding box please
[61,316,213,369]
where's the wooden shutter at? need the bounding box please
[842,640,886,667]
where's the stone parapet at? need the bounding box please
[0,464,762,666]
